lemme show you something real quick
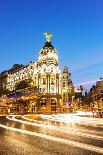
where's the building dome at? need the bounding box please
[38,33,59,67]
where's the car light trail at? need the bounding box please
[0,122,103,154]
[39,114,103,128]
[6,115,103,141]
[23,115,103,136]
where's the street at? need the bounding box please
[0,112,103,155]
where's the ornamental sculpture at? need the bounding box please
[44,32,53,42]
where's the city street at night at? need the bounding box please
[0,112,103,155]
[0,1,103,154]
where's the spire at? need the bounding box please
[44,32,53,42]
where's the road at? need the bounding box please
[0,112,103,155]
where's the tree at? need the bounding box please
[14,78,39,94]
[15,79,33,90]
[0,89,10,96]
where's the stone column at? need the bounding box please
[49,74,50,93]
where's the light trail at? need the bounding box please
[0,121,103,154]
[40,113,103,127]
[6,115,103,141]
[23,115,103,136]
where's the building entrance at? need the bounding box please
[51,98,56,111]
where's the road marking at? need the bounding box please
[0,122,103,154]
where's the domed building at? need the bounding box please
[36,33,62,111]
[1,33,73,112]
[37,33,61,94]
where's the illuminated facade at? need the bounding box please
[6,62,37,91]
[0,33,73,111]
[37,36,61,94]
[61,66,74,105]
[0,71,8,91]
[0,64,24,92]
[6,33,61,93]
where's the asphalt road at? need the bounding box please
[0,112,103,155]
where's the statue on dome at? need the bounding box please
[44,32,53,42]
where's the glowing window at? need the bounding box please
[43,78,46,84]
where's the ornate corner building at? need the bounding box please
[0,33,73,111]
[61,66,74,104]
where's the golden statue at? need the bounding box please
[44,32,53,42]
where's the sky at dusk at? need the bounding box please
[0,0,103,88]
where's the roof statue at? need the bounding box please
[44,32,53,42]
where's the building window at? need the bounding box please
[43,78,46,84]
[40,98,46,107]
[63,82,65,87]
[51,99,56,111]
[51,78,54,84]
[51,88,54,93]
[63,76,65,79]
[68,81,70,86]
[101,90,103,93]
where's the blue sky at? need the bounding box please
[0,0,103,88]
